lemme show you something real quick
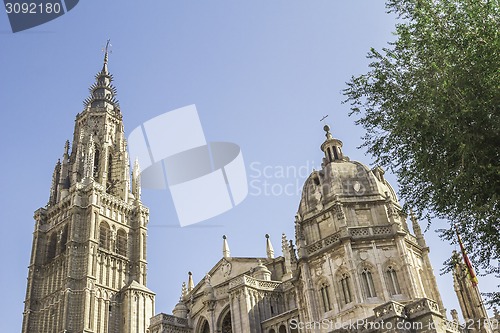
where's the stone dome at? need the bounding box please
[297,127,399,220]
[172,300,188,319]
[253,261,272,281]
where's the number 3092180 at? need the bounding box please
[5,2,61,14]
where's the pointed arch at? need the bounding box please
[385,265,401,296]
[93,147,100,179]
[60,226,68,253]
[316,278,332,312]
[196,317,210,333]
[47,233,57,261]
[99,222,111,251]
[358,262,377,299]
[106,149,115,194]
[335,268,353,306]
[217,305,232,333]
[116,229,127,256]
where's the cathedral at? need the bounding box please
[22,51,496,333]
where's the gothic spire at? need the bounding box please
[222,235,231,258]
[83,40,120,111]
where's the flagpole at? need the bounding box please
[454,222,493,332]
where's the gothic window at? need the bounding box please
[340,273,352,305]
[106,153,114,194]
[116,229,127,256]
[47,233,57,261]
[269,329,276,333]
[93,148,100,179]
[99,222,111,251]
[279,326,287,333]
[386,266,401,295]
[200,320,210,333]
[319,283,332,312]
[107,153,113,181]
[60,226,68,253]
[361,268,376,298]
[220,311,232,333]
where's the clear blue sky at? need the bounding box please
[0,1,495,331]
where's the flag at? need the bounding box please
[454,224,479,286]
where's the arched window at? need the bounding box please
[93,148,100,179]
[106,153,114,193]
[340,273,352,305]
[319,282,332,312]
[361,268,376,298]
[279,325,287,333]
[199,319,210,333]
[107,153,113,181]
[47,233,57,261]
[219,310,232,333]
[269,329,276,333]
[116,229,127,256]
[386,266,401,295]
[60,226,68,253]
[99,222,111,251]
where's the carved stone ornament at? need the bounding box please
[221,259,232,277]
[359,250,368,261]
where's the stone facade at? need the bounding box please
[150,126,492,333]
[22,53,493,333]
[22,50,155,333]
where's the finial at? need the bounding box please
[222,235,230,258]
[323,124,333,140]
[181,281,187,298]
[281,233,287,246]
[64,140,70,156]
[133,158,141,173]
[410,209,423,236]
[266,234,275,259]
[187,271,195,292]
[450,309,459,323]
[319,115,333,139]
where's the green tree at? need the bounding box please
[343,0,500,305]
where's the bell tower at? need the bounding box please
[22,43,155,333]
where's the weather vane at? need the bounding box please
[320,115,329,123]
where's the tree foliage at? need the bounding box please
[343,0,500,304]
